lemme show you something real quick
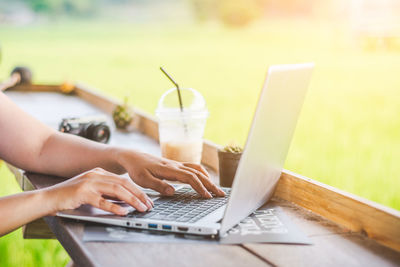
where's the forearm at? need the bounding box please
[0,190,53,236]
[34,132,127,178]
[0,92,128,177]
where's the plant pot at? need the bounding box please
[218,150,242,187]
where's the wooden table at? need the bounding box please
[4,88,400,267]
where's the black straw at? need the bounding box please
[160,67,184,112]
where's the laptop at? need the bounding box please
[58,63,314,237]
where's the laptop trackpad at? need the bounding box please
[58,203,134,217]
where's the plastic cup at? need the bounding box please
[156,88,208,164]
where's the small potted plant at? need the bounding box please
[218,142,243,187]
[112,97,134,131]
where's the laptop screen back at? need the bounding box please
[220,63,314,235]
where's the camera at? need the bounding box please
[59,116,111,144]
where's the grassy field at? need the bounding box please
[0,19,399,266]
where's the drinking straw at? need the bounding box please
[160,67,184,112]
[160,67,188,133]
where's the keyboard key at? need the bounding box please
[126,187,231,223]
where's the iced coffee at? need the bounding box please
[161,141,203,164]
[156,88,208,164]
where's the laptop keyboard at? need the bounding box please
[127,187,230,223]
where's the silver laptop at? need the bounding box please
[58,63,314,236]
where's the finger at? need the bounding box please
[122,180,154,209]
[90,196,128,216]
[96,181,149,212]
[181,166,225,197]
[95,172,153,210]
[162,168,211,198]
[115,177,153,209]
[183,163,211,178]
[138,170,175,196]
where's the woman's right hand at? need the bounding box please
[44,167,153,216]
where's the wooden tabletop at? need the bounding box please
[6,90,400,267]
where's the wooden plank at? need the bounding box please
[246,233,400,267]
[44,217,98,267]
[74,83,117,114]
[5,163,25,188]
[10,84,61,92]
[244,198,400,267]
[44,215,269,267]
[21,172,57,239]
[73,84,160,141]
[274,170,400,252]
[202,140,222,172]
[85,242,269,267]
[22,218,55,239]
[134,108,159,141]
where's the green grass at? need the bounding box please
[0,19,399,266]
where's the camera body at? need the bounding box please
[59,116,111,144]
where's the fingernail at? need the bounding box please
[139,202,148,212]
[206,192,212,198]
[165,187,174,195]
[149,198,154,207]
[146,199,153,210]
[120,208,128,215]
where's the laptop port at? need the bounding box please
[177,226,188,232]
[135,223,142,227]
[148,223,158,229]
[162,225,172,230]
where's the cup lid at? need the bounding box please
[156,88,208,119]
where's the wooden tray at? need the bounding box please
[2,83,400,266]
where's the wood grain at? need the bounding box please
[22,218,55,239]
[274,170,400,252]
[245,232,400,267]
[134,108,159,141]
[243,198,400,267]
[10,84,61,92]
[85,242,269,267]
[74,83,117,114]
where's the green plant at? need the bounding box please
[112,97,134,129]
[222,143,243,153]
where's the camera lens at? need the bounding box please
[85,123,111,144]
[59,121,72,133]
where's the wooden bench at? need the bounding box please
[3,84,400,267]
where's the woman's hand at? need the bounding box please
[44,167,153,216]
[117,150,225,199]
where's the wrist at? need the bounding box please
[33,188,58,216]
[105,146,130,174]
[112,147,141,172]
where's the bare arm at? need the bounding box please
[0,92,123,177]
[0,168,153,236]
[0,91,224,236]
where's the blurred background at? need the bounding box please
[0,0,399,266]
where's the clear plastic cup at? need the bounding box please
[156,88,208,164]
